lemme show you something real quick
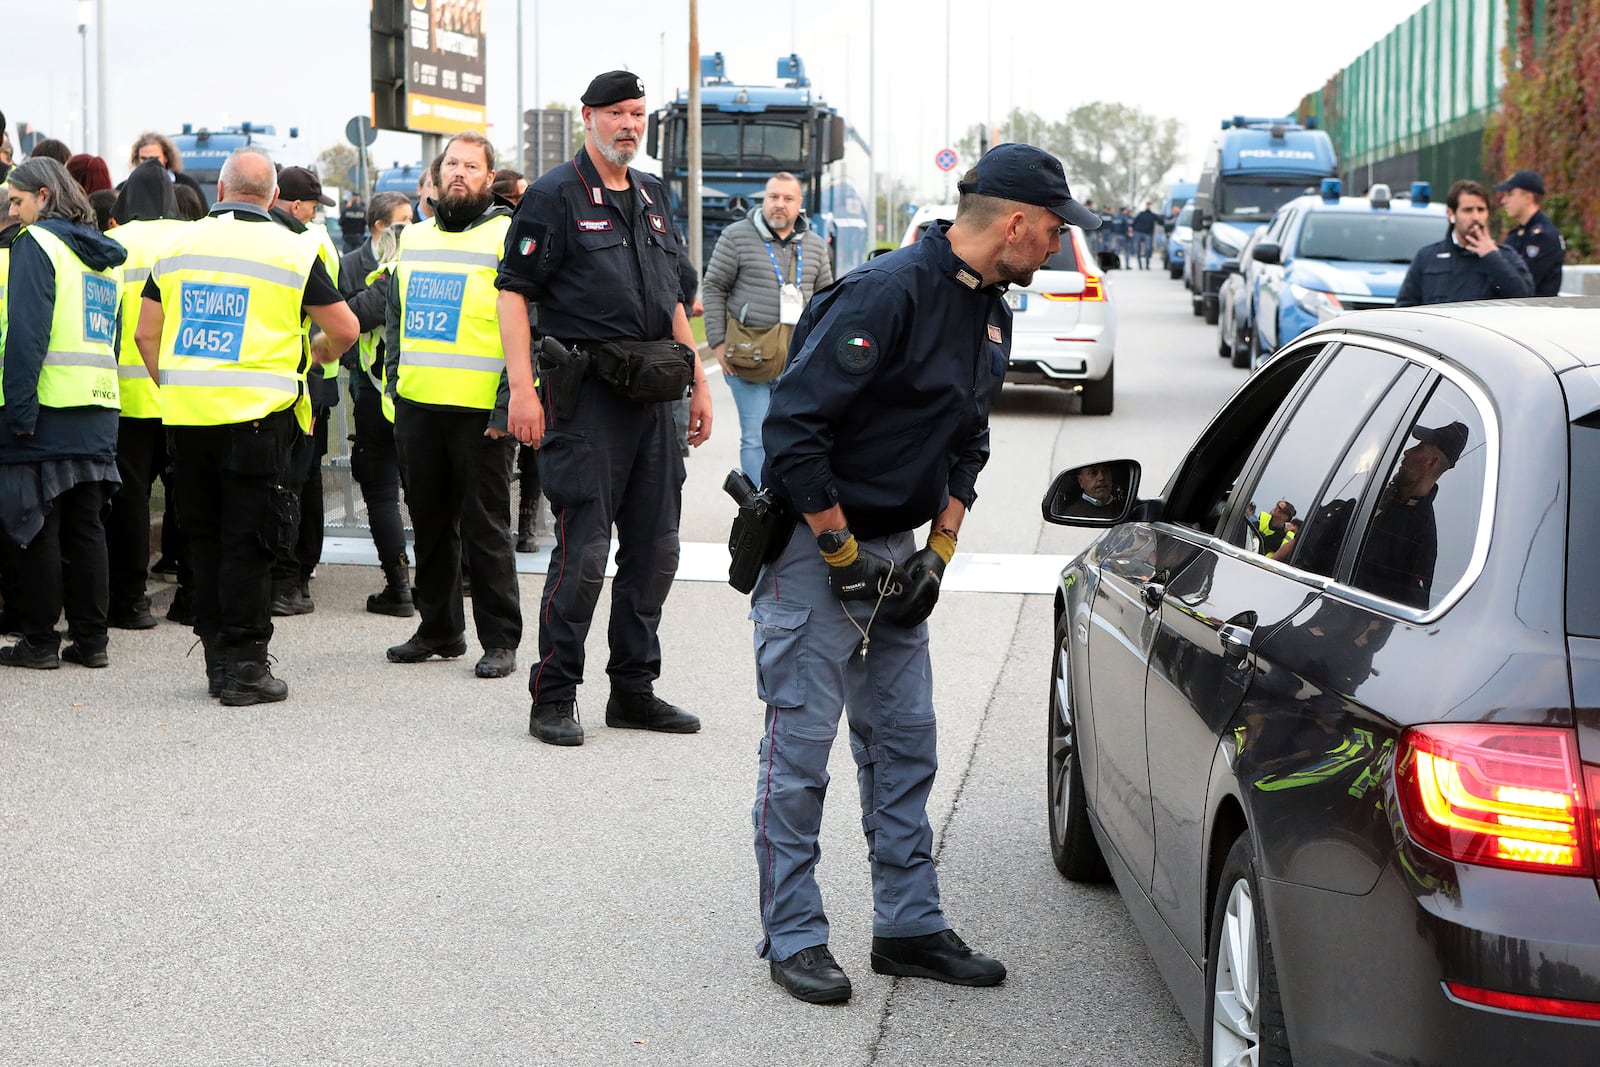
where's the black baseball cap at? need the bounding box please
[958,144,1101,230]
[582,70,647,108]
[1493,170,1545,196]
[1413,421,1468,468]
[278,166,334,207]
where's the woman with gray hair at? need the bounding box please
[0,157,129,668]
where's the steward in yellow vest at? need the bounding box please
[0,157,128,670]
[132,145,357,704]
[381,133,522,679]
[103,159,189,630]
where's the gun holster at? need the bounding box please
[724,469,795,594]
[537,336,589,421]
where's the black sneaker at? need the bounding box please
[529,700,583,746]
[386,633,468,663]
[167,588,195,626]
[270,581,314,617]
[474,647,517,678]
[0,637,60,670]
[870,929,1006,987]
[605,690,701,734]
[770,945,852,1004]
[109,607,158,630]
[61,643,110,668]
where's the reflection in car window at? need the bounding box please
[1231,346,1408,561]
[1349,379,1487,611]
[1289,363,1427,579]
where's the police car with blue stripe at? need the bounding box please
[1242,179,1448,369]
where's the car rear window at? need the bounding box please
[1568,415,1600,636]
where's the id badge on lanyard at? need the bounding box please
[767,241,804,325]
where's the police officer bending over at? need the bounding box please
[497,70,713,747]
[1395,179,1533,307]
[749,143,1100,1004]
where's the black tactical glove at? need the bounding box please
[821,532,906,601]
[885,529,956,627]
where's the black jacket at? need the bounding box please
[1395,236,1534,307]
[1504,209,1564,297]
[762,222,1006,539]
[1,217,128,461]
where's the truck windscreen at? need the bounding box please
[1218,180,1316,221]
[681,118,808,169]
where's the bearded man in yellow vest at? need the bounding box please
[134,146,358,705]
[0,158,127,669]
[382,131,522,681]
[104,158,188,632]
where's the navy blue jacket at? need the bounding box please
[1,217,127,463]
[762,223,1007,540]
[1504,209,1564,297]
[1394,236,1534,307]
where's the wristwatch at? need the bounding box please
[816,527,852,555]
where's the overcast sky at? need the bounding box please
[3,0,1429,201]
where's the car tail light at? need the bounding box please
[1446,982,1600,1021]
[1395,725,1594,875]
[1040,229,1106,302]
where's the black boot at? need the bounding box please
[367,555,415,617]
[202,637,226,698]
[515,500,538,553]
[220,642,289,706]
[270,577,314,616]
[167,586,195,625]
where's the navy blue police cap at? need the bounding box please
[1492,170,1545,196]
[582,71,647,108]
[958,144,1101,230]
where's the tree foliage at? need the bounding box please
[1484,0,1598,259]
[315,144,376,195]
[956,103,1184,208]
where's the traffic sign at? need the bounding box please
[934,148,959,172]
[345,115,377,148]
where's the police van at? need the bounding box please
[168,123,312,205]
[1186,117,1337,324]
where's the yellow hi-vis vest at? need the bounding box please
[306,225,342,381]
[394,215,510,411]
[152,215,320,431]
[111,217,187,420]
[21,225,122,411]
[363,260,397,423]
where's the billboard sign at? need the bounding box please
[405,0,486,135]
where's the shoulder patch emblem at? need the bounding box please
[577,218,613,232]
[987,323,1003,343]
[1526,245,1540,258]
[648,214,666,233]
[518,236,538,256]
[956,268,980,289]
[836,332,879,375]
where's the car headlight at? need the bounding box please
[1289,283,1343,320]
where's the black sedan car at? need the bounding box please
[1043,301,1600,1065]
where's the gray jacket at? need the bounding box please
[701,207,834,348]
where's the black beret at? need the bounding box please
[582,70,647,108]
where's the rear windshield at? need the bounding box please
[1296,211,1444,264]
[1569,416,1600,636]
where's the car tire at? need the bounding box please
[1192,293,1204,317]
[1204,834,1293,1067]
[1231,323,1252,369]
[1048,613,1108,882]
[1079,366,1114,416]
[1217,314,1233,358]
[1169,263,1182,280]
[1203,295,1220,326]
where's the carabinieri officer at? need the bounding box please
[498,70,713,747]
[749,143,1101,1004]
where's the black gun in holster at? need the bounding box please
[536,335,590,421]
[724,469,795,594]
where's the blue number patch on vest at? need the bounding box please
[404,270,466,342]
[83,274,118,347]
[175,281,250,361]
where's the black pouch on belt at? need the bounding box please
[594,340,695,404]
[724,469,795,594]
[538,336,589,421]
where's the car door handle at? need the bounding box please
[1140,583,1166,612]
[1218,622,1254,659]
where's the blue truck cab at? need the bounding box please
[1162,180,1197,276]
[646,53,866,274]
[168,123,310,206]
[1186,117,1337,324]
[1245,179,1446,367]
[374,162,427,217]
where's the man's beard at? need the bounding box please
[763,208,792,232]
[596,133,638,167]
[436,184,491,225]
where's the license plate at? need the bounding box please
[1005,291,1027,311]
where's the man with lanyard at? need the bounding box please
[134,146,358,703]
[1494,170,1564,297]
[748,143,1101,1003]
[382,131,522,681]
[498,70,713,747]
[702,171,834,484]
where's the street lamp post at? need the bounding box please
[77,1,90,150]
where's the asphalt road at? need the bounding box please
[1,265,1246,1066]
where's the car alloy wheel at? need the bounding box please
[1048,613,1108,881]
[1205,835,1292,1066]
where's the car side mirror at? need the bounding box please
[1192,210,1211,230]
[1220,258,1240,275]
[1252,243,1281,265]
[1042,460,1142,527]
